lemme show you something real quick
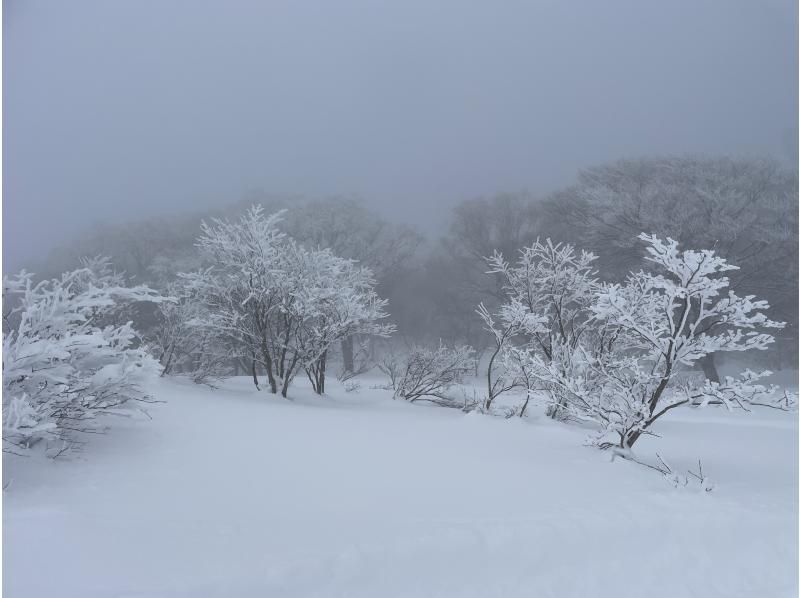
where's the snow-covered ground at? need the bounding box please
[3,373,798,598]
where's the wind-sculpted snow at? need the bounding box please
[3,374,797,597]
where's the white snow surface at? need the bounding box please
[3,373,798,598]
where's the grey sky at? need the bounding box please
[3,0,797,270]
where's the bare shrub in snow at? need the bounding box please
[377,349,403,390]
[392,344,475,404]
[2,262,163,456]
[611,451,716,492]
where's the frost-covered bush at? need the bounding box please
[390,344,475,404]
[483,234,793,448]
[2,261,163,456]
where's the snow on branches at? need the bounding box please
[286,245,395,394]
[481,234,793,449]
[478,239,599,416]
[183,205,394,397]
[2,259,165,456]
[149,280,231,384]
[388,344,476,404]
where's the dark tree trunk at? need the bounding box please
[699,354,720,383]
[623,430,641,449]
[160,343,176,377]
[260,343,278,394]
[306,352,327,395]
[485,342,502,410]
[341,336,355,374]
[280,354,300,398]
[266,365,278,394]
[519,395,530,418]
[317,351,326,394]
[251,356,260,390]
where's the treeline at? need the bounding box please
[37,155,798,375]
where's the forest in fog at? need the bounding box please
[27,154,800,372]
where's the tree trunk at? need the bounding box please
[260,344,278,393]
[306,354,327,395]
[266,365,278,394]
[623,430,641,449]
[160,343,176,377]
[280,354,300,398]
[341,336,355,374]
[251,357,260,390]
[317,351,326,394]
[519,395,530,418]
[485,343,502,411]
[699,354,720,383]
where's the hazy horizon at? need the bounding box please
[4,0,798,271]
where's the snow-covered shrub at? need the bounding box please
[2,263,164,456]
[479,240,599,417]
[391,344,475,404]
[506,234,791,449]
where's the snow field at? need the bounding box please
[3,374,797,598]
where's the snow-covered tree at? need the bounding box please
[548,156,798,378]
[289,247,394,394]
[520,234,790,449]
[282,197,420,375]
[479,240,599,416]
[184,205,394,397]
[182,206,291,394]
[2,262,164,456]
[148,280,230,384]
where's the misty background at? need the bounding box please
[3,0,798,271]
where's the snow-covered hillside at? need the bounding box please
[3,375,798,598]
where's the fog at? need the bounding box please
[3,0,798,270]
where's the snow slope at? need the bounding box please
[3,375,798,598]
